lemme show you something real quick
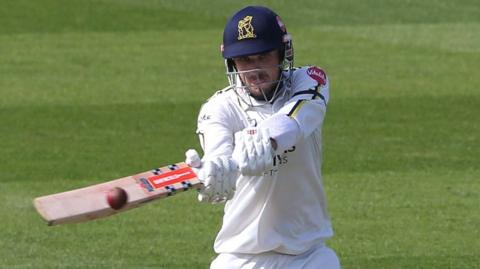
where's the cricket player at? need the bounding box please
[186,6,340,269]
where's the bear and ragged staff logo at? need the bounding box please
[237,15,256,40]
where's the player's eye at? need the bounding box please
[237,57,250,63]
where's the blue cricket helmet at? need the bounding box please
[221,6,294,105]
[222,6,293,62]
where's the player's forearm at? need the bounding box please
[286,99,326,138]
[198,127,234,158]
[259,99,326,152]
[258,113,301,152]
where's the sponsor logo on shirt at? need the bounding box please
[266,146,296,176]
[306,67,326,86]
[198,114,212,125]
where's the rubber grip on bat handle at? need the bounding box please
[185,149,202,168]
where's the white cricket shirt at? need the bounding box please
[196,66,333,255]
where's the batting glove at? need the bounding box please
[232,127,275,176]
[185,149,238,203]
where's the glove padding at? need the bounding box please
[185,149,238,203]
[232,127,275,176]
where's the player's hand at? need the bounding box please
[185,149,238,203]
[232,127,275,176]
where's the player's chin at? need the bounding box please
[248,86,275,101]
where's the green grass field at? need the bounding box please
[1,0,479,268]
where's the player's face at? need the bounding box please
[233,50,281,100]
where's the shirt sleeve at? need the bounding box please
[259,66,329,151]
[196,99,235,158]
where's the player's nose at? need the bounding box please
[245,71,266,85]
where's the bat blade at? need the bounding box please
[33,162,201,226]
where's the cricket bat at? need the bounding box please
[33,162,201,226]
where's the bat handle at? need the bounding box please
[185,149,202,168]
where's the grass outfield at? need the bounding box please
[1,0,479,268]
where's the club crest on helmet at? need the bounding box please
[237,16,257,40]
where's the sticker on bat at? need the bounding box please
[147,167,197,189]
[138,178,154,192]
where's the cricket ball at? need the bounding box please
[106,187,128,210]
